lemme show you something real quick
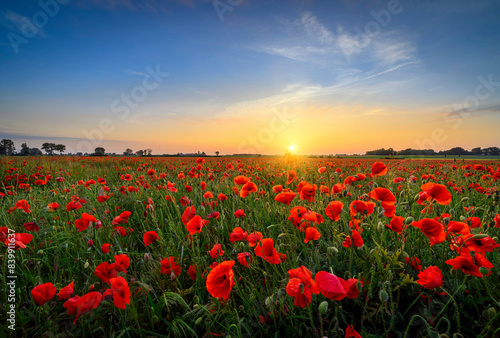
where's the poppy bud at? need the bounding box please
[144,253,150,262]
[37,250,43,255]
[265,296,273,307]
[377,222,384,231]
[153,315,159,323]
[488,307,497,320]
[84,261,89,269]
[472,234,489,239]
[379,289,389,303]
[327,246,338,255]
[404,216,414,224]
[478,267,489,275]
[318,301,328,315]
[414,194,420,202]
[356,281,362,293]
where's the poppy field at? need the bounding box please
[1,155,499,337]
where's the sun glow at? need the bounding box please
[289,145,295,152]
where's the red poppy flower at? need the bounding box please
[74,213,97,232]
[203,191,214,199]
[101,243,112,254]
[299,183,317,202]
[463,234,499,254]
[371,162,388,177]
[160,257,181,276]
[237,252,251,268]
[412,218,446,246]
[32,282,57,306]
[58,281,74,300]
[240,181,257,198]
[417,266,443,289]
[23,222,39,232]
[179,196,190,206]
[64,292,101,324]
[143,231,159,246]
[386,216,405,234]
[247,231,263,247]
[274,192,297,205]
[304,227,321,243]
[318,166,327,174]
[445,255,482,277]
[66,201,82,211]
[206,260,235,300]
[186,215,209,235]
[188,265,197,282]
[95,262,125,283]
[405,256,422,271]
[234,209,246,218]
[218,193,227,201]
[185,185,193,192]
[338,278,360,298]
[350,200,375,218]
[494,214,500,228]
[230,227,248,243]
[254,238,281,264]
[445,221,469,236]
[182,206,196,225]
[234,175,250,185]
[465,217,481,228]
[369,187,396,205]
[325,201,343,221]
[286,266,320,307]
[342,235,352,248]
[417,183,452,205]
[112,210,132,225]
[351,230,363,247]
[4,233,33,249]
[103,276,131,309]
[286,170,297,184]
[47,202,59,211]
[207,211,220,219]
[200,181,207,191]
[114,254,130,272]
[208,244,225,258]
[16,199,31,213]
[273,185,283,193]
[345,325,362,338]
[315,271,346,300]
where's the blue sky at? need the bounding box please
[1,0,499,155]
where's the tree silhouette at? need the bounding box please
[94,147,106,156]
[123,148,133,156]
[215,151,220,156]
[42,143,56,155]
[0,139,15,155]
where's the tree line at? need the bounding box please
[366,147,500,156]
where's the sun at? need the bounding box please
[289,145,295,152]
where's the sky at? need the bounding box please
[0,0,499,155]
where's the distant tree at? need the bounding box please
[201,151,206,156]
[41,142,56,155]
[0,139,15,155]
[54,144,66,155]
[215,151,220,156]
[20,143,30,156]
[94,147,106,156]
[136,149,144,156]
[124,148,133,156]
[145,148,153,156]
[29,148,43,156]
[483,147,500,156]
[470,147,482,155]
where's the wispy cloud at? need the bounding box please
[254,11,418,69]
